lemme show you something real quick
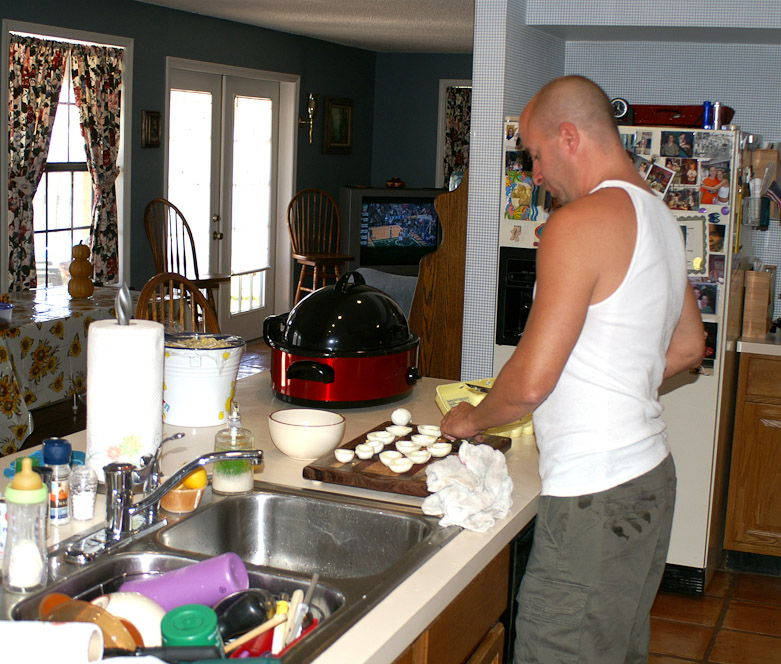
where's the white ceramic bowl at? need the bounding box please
[268,409,346,461]
[91,592,166,647]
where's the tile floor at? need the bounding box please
[17,343,781,664]
[650,571,781,662]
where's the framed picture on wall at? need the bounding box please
[323,97,353,154]
[141,110,161,148]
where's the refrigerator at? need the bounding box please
[495,119,750,593]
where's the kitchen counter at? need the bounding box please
[737,331,781,357]
[0,371,541,664]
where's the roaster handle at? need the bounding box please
[287,360,335,384]
[335,271,365,294]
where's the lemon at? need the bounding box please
[182,467,208,490]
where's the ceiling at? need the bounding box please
[134,0,475,53]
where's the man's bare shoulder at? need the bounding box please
[539,186,637,303]
[543,187,636,242]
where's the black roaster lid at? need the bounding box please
[269,272,418,356]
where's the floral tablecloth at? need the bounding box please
[0,286,125,455]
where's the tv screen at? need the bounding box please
[359,197,440,266]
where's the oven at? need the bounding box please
[496,246,536,346]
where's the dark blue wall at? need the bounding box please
[3,1,471,289]
[371,53,472,188]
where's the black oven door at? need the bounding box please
[496,246,536,346]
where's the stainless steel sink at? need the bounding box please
[158,487,437,578]
[4,482,459,662]
[9,550,346,624]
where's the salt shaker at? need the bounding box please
[3,457,48,593]
[70,466,98,521]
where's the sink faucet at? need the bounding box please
[64,443,263,564]
[104,449,263,536]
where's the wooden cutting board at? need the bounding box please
[302,420,511,498]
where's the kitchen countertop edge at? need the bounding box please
[737,332,781,357]
[0,372,542,663]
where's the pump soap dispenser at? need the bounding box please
[212,402,255,495]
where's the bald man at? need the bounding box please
[441,76,705,662]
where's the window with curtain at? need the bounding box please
[7,32,124,291]
[32,57,91,288]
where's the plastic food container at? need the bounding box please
[163,334,245,427]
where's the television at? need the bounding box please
[340,186,446,275]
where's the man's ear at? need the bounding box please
[558,122,579,153]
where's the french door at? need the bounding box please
[167,68,280,338]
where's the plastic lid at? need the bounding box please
[42,438,72,465]
[6,457,47,503]
[14,455,40,472]
[266,272,418,356]
[161,604,222,648]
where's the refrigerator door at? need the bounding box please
[619,125,744,587]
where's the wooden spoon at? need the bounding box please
[224,613,287,654]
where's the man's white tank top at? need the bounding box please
[532,180,687,497]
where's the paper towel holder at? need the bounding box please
[115,283,132,325]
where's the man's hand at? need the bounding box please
[440,401,481,440]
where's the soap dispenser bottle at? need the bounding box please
[212,402,255,495]
[3,457,48,593]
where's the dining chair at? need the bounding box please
[135,272,220,334]
[143,198,223,312]
[286,189,354,304]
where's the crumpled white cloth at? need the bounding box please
[421,441,513,532]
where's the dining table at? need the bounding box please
[0,285,127,454]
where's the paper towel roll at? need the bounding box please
[86,319,164,482]
[0,620,103,662]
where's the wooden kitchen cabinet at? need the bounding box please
[393,545,510,664]
[724,353,781,556]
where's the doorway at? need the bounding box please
[165,59,297,338]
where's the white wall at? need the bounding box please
[465,0,781,379]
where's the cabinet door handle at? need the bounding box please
[759,418,781,429]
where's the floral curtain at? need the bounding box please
[7,35,68,290]
[71,44,123,285]
[442,86,471,189]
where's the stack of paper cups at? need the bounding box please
[86,319,164,481]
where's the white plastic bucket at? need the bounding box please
[163,334,245,427]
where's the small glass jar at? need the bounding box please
[70,466,98,521]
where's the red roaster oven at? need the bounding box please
[263,272,420,407]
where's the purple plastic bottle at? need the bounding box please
[120,552,249,611]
